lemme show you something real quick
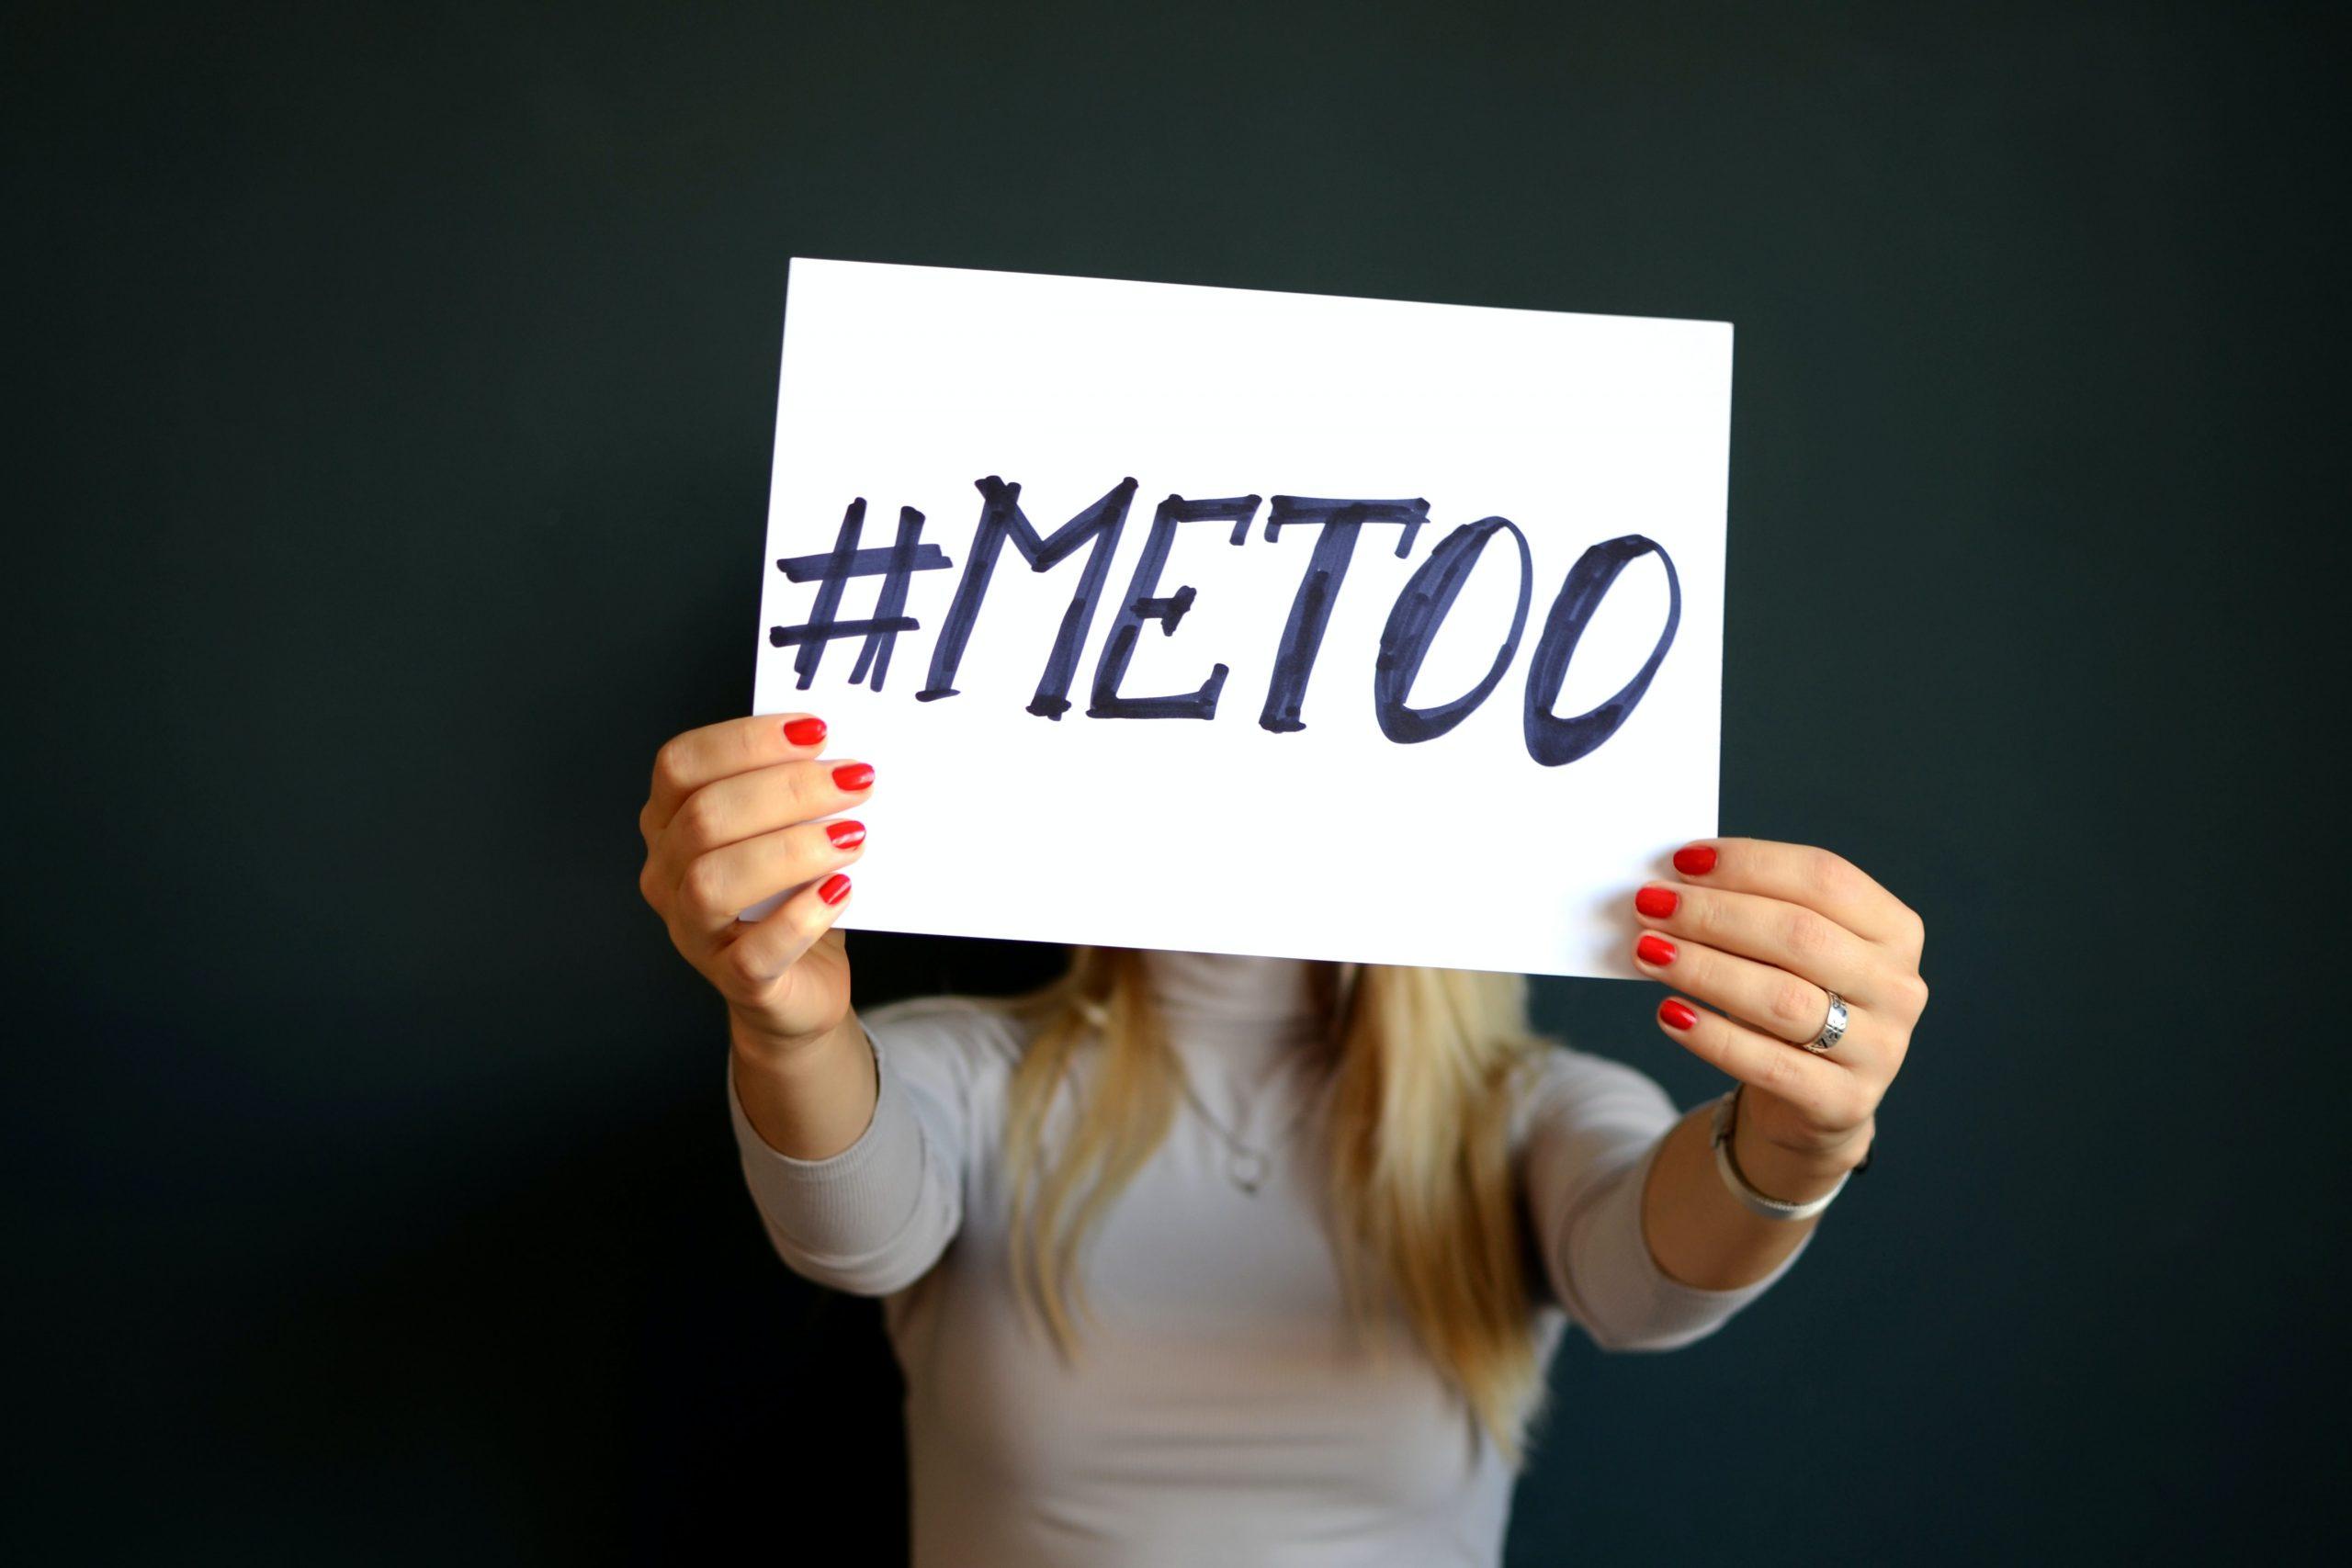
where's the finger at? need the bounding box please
[642,713,831,841]
[717,871,856,992]
[650,755,876,892]
[1633,881,1902,1006]
[670,815,868,943]
[1631,930,1875,1064]
[1653,994,1873,1131]
[1668,837,1924,955]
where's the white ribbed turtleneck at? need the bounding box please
[1136,948,1323,1029]
[1137,950,1335,1168]
[726,955,1820,1567]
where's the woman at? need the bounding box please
[637,711,1928,1566]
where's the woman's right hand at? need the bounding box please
[637,712,875,1055]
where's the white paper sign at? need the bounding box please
[746,258,1729,979]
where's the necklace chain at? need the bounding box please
[1173,1056,1327,1195]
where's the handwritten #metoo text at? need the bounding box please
[771,478,1679,769]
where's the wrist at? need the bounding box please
[729,1006,858,1074]
[1735,1114,1872,1203]
[727,1010,876,1163]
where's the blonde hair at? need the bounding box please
[997,945,1559,1468]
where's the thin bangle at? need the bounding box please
[1708,1084,1852,1222]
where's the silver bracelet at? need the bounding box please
[1708,1084,1852,1222]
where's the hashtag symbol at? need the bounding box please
[769,498,955,692]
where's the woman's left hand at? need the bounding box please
[1630,837,1928,1170]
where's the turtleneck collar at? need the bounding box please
[1133,949,1336,1143]
[1136,949,1327,1033]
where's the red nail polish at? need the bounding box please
[1636,934,1678,966]
[832,761,874,791]
[826,819,865,849]
[1635,886,1679,919]
[784,716,827,746]
[1659,998,1698,1031]
[1672,845,1717,876]
[818,873,852,905]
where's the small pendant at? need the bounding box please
[1227,1150,1268,1193]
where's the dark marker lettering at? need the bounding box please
[770,498,953,692]
[1087,493,1262,719]
[1373,517,1532,743]
[1258,496,1430,732]
[1521,534,1680,766]
[781,476,1682,761]
[918,476,1138,719]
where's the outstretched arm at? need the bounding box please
[1521,1045,1815,1352]
[1629,836,1926,1291]
[638,707,876,1161]
[639,710,962,1294]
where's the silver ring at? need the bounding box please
[1806,992,1848,1054]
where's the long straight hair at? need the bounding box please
[996,946,1559,1468]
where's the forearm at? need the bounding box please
[1639,1097,1872,1292]
[729,1009,876,1161]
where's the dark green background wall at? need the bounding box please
[9,2,2341,1561]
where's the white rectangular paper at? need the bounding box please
[747,258,1729,979]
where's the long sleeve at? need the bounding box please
[728,996,986,1297]
[1517,1044,1817,1352]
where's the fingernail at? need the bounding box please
[784,716,827,746]
[1672,845,1717,876]
[826,819,865,849]
[1635,886,1679,919]
[818,873,852,905]
[1659,998,1698,1031]
[831,761,875,791]
[1636,934,1678,966]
